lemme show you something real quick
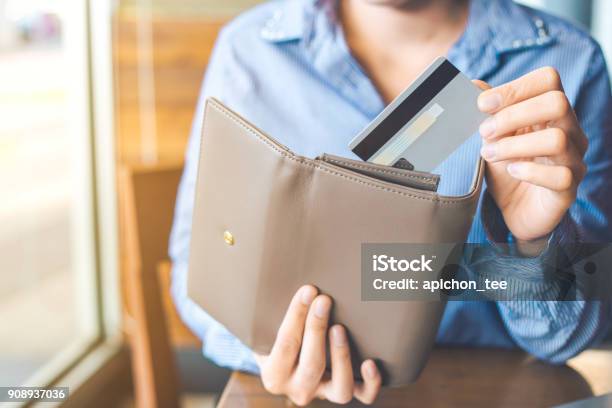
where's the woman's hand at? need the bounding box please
[475,67,588,250]
[254,285,381,406]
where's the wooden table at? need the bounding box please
[217,347,612,407]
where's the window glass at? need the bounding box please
[0,0,98,386]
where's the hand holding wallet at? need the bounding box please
[187,98,484,386]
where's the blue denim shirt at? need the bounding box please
[169,0,612,373]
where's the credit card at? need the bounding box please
[349,57,488,172]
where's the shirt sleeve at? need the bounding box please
[477,43,612,362]
[168,29,259,373]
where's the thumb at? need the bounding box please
[253,353,267,368]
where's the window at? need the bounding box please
[0,0,111,389]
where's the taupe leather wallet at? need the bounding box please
[188,98,484,386]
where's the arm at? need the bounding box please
[475,45,612,362]
[169,29,260,372]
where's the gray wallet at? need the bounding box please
[187,98,484,386]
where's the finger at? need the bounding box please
[472,79,492,91]
[320,325,354,404]
[354,360,382,405]
[480,128,575,163]
[478,66,563,113]
[292,295,332,398]
[479,90,575,140]
[506,161,576,191]
[265,285,317,391]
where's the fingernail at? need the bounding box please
[314,296,330,318]
[480,144,496,160]
[300,286,316,305]
[478,92,502,112]
[507,162,523,177]
[365,360,377,378]
[331,325,347,347]
[479,117,496,139]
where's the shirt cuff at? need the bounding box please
[469,189,583,299]
[480,188,580,260]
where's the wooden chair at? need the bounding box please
[121,162,200,408]
[114,14,230,407]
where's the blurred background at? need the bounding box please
[0,0,610,406]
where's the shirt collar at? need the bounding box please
[259,0,312,42]
[260,0,555,53]
[486,0,555,53]
[262,0,385,116]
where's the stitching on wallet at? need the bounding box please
[324,157,437,184]
[205,100,478,205]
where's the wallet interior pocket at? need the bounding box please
[318,153,440,192]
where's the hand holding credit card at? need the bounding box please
[349,57,488,172]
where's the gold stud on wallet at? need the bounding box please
[187,98,484,386]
